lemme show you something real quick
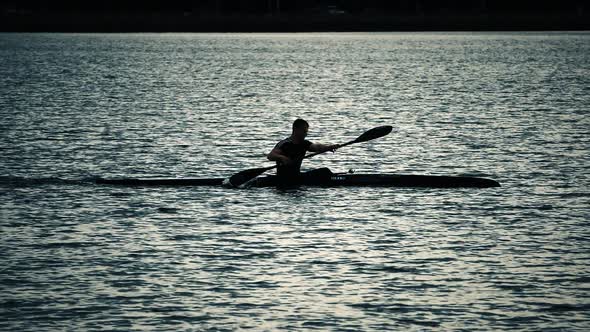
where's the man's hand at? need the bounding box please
[327,144,341,152]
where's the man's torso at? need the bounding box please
[274,137,312,177]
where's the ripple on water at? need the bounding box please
[0,32,589,331]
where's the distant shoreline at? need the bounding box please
[2,12,589,32]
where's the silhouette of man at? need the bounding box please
[267,119,338,184]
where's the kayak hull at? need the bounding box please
[96,173,500,188]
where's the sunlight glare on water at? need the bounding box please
[0,32,589,331]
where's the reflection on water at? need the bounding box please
[1,32,589,331]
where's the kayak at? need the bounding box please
[96,173,500,188]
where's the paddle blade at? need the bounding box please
[354,125,393,143]
[227,166,274,187]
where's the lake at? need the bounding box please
[1,32,589,331]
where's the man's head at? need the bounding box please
[292,118,309,142]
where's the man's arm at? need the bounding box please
[267,148,292,165]
[308,143,340,153]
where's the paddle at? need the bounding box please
[225,125,393,188]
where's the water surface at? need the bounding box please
[1,32,589,331]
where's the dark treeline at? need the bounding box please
[2,0,586,14]
[1,0,587,31]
